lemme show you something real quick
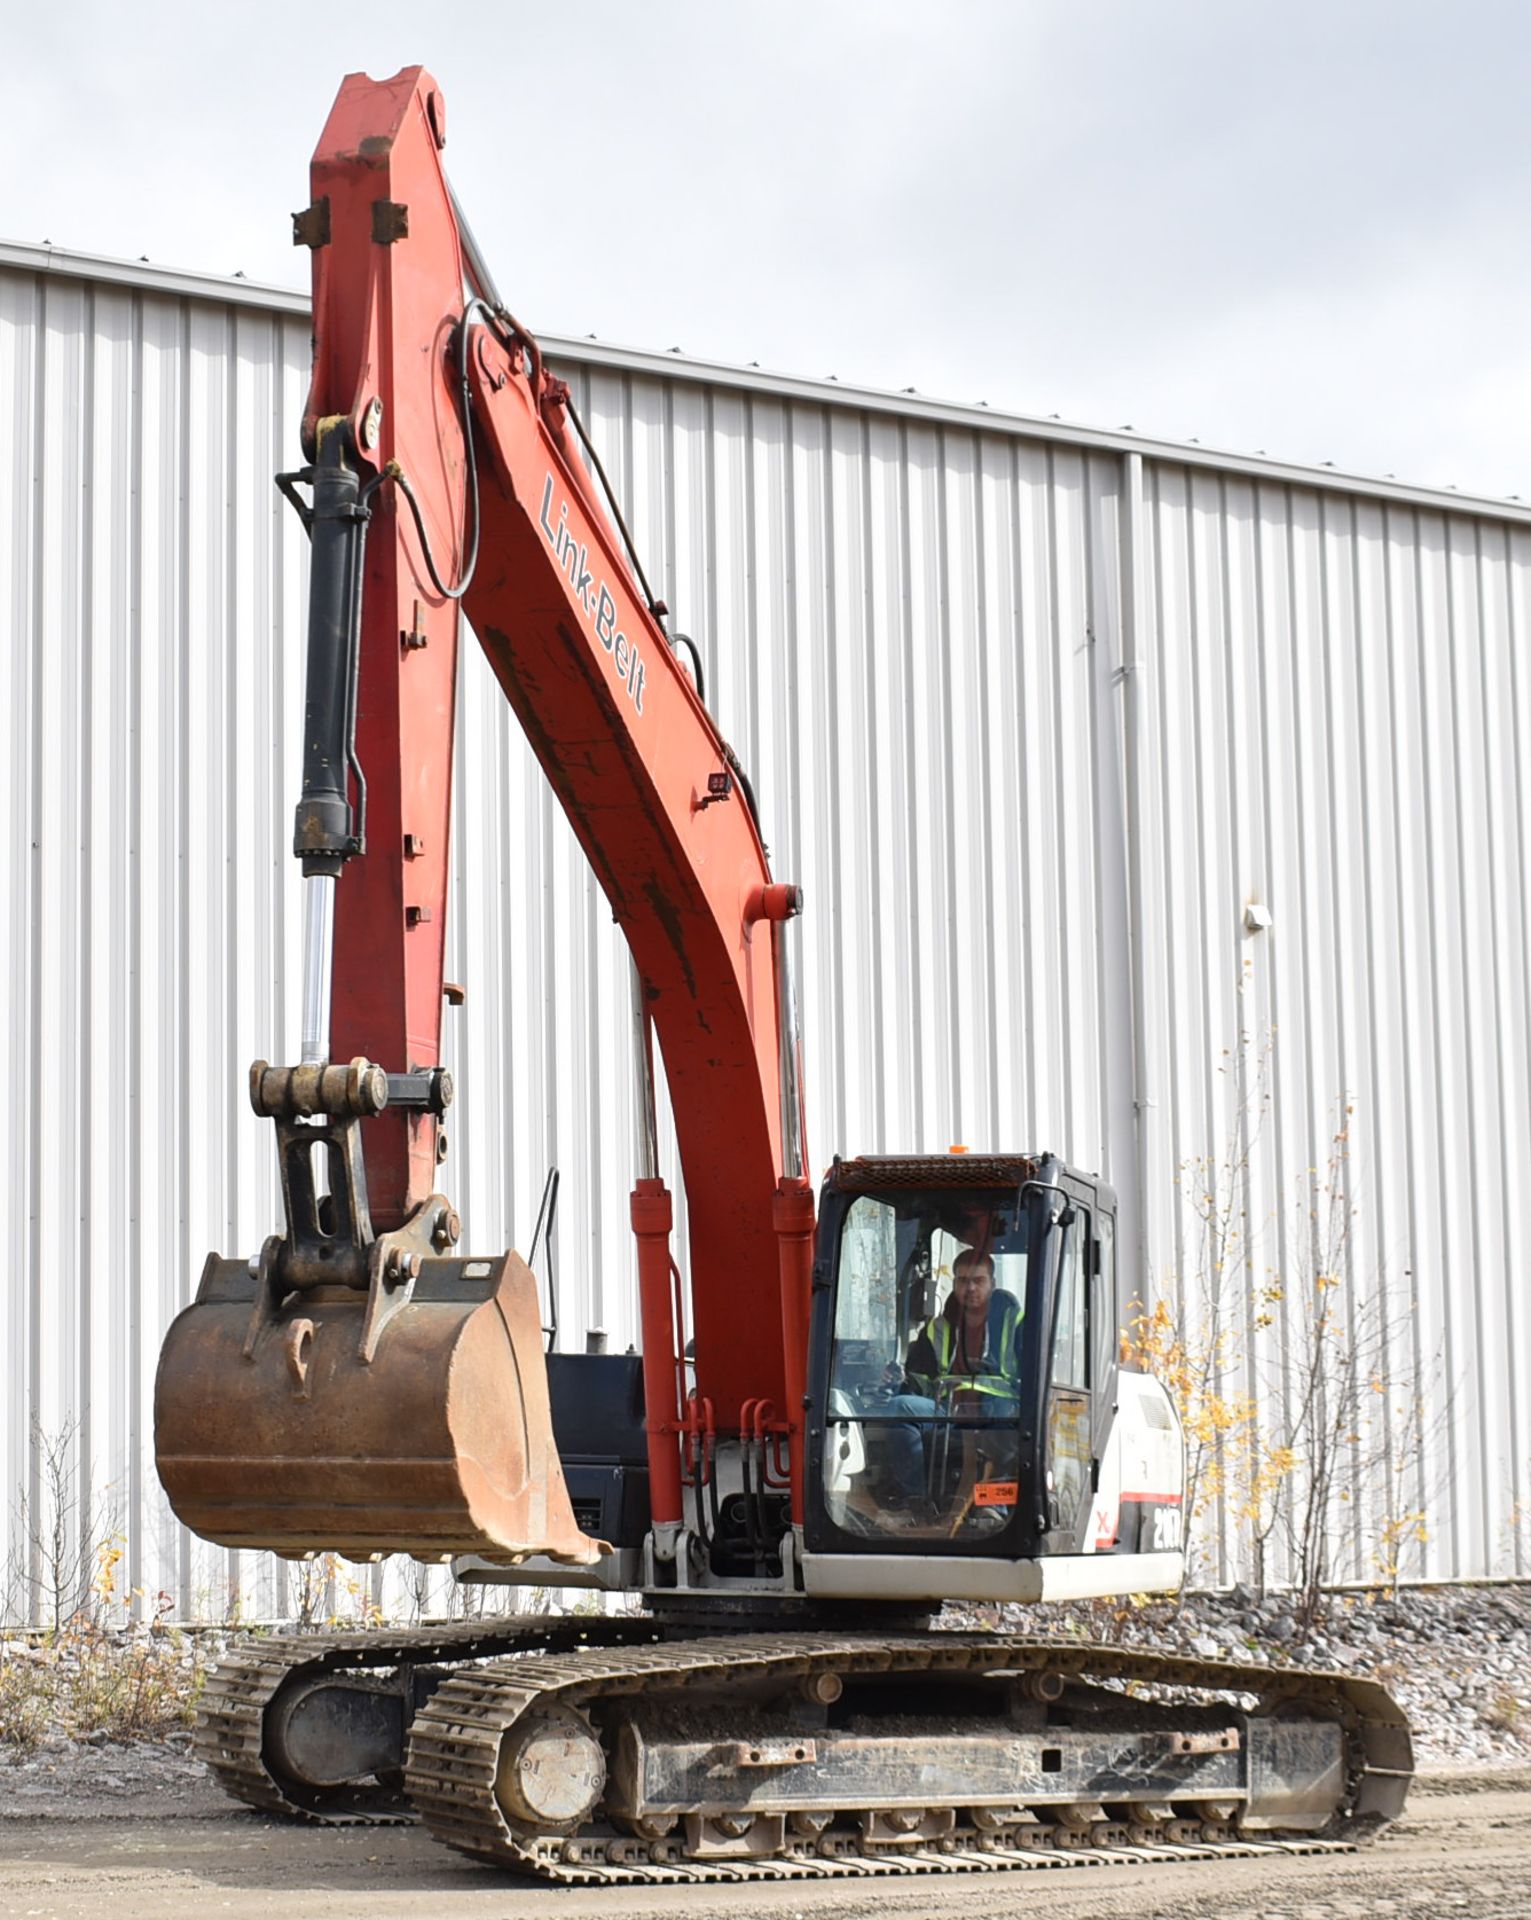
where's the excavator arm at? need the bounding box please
[155,65,814,1562]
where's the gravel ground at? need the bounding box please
[0,1588,1528,1919]
[975,1582,1531,1774]
[1,1787,1529,1919]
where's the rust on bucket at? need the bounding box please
[155,1247,604,1566]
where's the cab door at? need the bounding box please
[1043,1208,1092,1546]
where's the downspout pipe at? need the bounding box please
[1120,451,1153,1304]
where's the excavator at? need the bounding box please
[153,66,1411,1885]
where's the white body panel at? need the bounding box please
[799,1551,1184,1604]
[1083,1369,1184,1555]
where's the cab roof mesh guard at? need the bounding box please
[826,1155,1039,1193]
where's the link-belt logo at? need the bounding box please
[539,475,647,714]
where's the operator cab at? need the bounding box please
[805,1153,1118,1564]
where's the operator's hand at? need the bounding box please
[882,1361,905,1390]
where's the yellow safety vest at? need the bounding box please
[923,1297,1021,1399]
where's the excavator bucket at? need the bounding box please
[154,1248,604,1566]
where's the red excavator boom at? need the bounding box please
[156,64,813,1558]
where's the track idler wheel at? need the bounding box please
[495,1708,607,1831]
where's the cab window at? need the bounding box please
[822,1188,1029,1548]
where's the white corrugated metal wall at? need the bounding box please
[2,244,1527,1616]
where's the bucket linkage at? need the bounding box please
[155,1055,603,1568]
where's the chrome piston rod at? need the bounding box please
[300,873,337,1066]
[773,916,806,1182]
[630,956,660,1181]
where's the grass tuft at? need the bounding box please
[0,1622,207,1753]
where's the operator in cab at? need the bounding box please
[882,1247,1023,1523]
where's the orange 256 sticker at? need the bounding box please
[974,1481,1018,1507]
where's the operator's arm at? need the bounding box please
[898,1323,941,1397]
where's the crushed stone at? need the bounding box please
[960,1582,1531,1774]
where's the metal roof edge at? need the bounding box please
[0,238,310,315]
[4,238,1528,527]
[540,333,1531,525]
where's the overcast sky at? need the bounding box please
[9,1,1529,501]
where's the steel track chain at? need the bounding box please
[192,1614,661,1824]
[403,1630,1412,1886]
